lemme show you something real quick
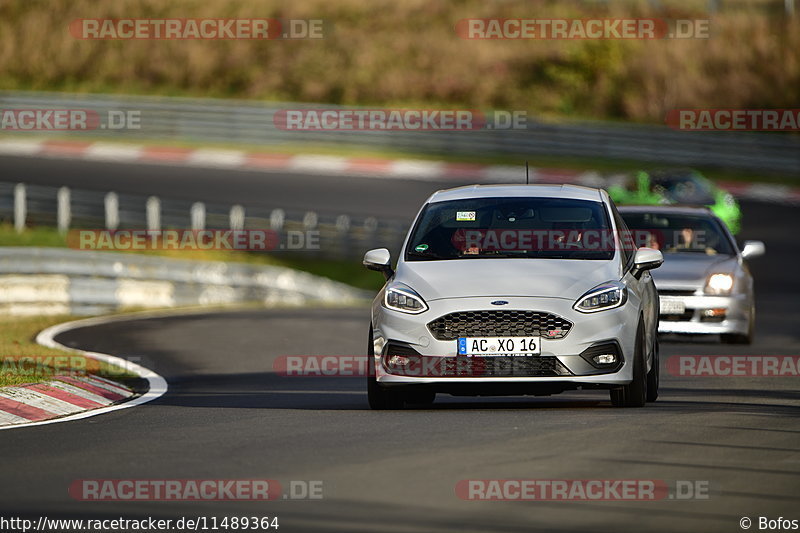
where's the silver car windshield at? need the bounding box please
[621,212,734,256]
[405,197,614,261]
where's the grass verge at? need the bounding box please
[0,314,136,388]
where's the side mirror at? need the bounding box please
[632,247,663,279]
[363,248,394,280]
[741,240,765,259]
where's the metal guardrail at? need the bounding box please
[1,91,798,175]
[0,181,410,261]
[0,247,370,315]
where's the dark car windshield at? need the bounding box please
[621,211,734,256]
[405,197,614,261]
[649,171,716,205]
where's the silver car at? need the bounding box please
[363,184,663,409]
[620,205,764,344]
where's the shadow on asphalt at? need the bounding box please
[145,373,800,414]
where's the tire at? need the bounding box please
[366,325,405,410]
[406,389,436,406]
[610,322,647,408]
[721,304,754,345]
[646,337,659,402]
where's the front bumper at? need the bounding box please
[371,296,639,387]
[658,291,750,335]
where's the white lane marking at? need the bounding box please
[289,155,349,174]
[0,387,84,416]
[483,165,525,183]
[387,160,444,179]
[187,149,246,168]
[0,139,44,155]
[84,143,144,161]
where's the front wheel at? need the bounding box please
[610,322,647,408]
[646,337,659,402]
[367,325,405,410]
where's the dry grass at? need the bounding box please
[1,0,797,123]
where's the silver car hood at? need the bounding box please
[652,253,739,289]
[395,259,620,301]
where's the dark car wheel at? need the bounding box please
[646,337,659,402]
[610,322,647,408]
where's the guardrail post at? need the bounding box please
[335,215,351,259]
[302,211,319,256]
[270,209,285,232]
[57,186,71,234]
[14,183,26,234]
[190,202,205,231]
[104,192,119,230]
[146,196,161,232]
[230,205,245,231]
[303,211,318,230]
[364,216,378,250]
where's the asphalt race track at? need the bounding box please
[1,155,799,533]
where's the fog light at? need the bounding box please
[387,355,411,367]
[703,308,726,317]
[592,354,617,365]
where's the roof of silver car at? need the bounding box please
[428,184,603,203]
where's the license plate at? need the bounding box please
[457,336,541,356]
[660,298,686,315]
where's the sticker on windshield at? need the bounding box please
[456,211,476,221]
[415,244,429,252]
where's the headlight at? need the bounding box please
[573,281,627,313]
[705,273,733,295]
[384,284,428,314]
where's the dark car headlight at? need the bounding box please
[573,281,627,313]
[384,284,429,314]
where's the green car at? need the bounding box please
[608,169,741,234]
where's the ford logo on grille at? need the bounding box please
[490,300,509,306]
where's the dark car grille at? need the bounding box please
[658,289,696,297]
[383,355,569,378]
[437,356,567,377]
[427,310,572,341]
